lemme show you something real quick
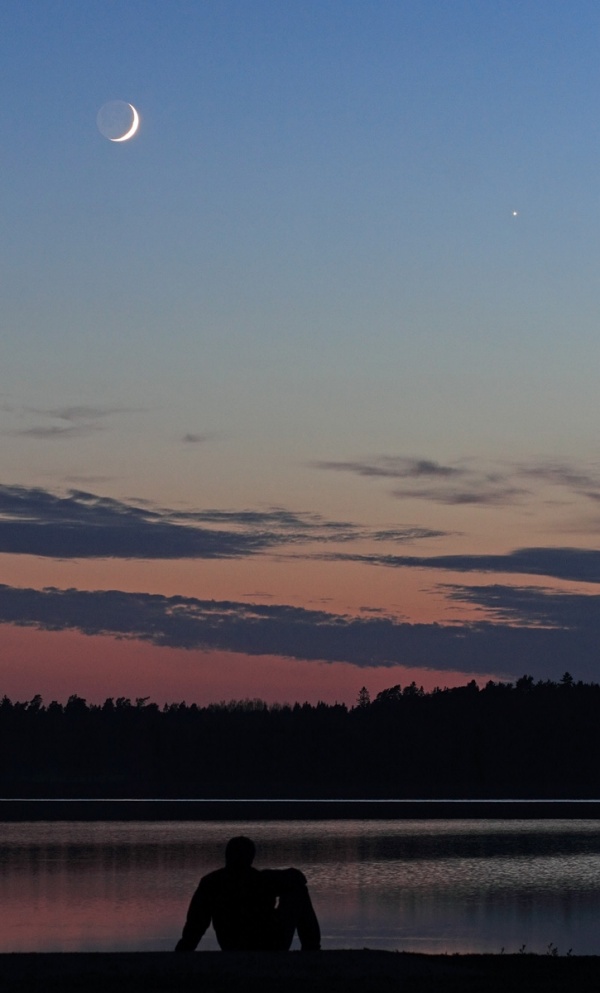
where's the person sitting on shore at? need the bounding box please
[175,835,321,952]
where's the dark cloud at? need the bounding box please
[318,547,600,584]
[445,583,600,630]
[0,484,444,560]
[0,581,597,681]
[0,486,270,559]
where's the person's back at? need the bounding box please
[175,836,320,952]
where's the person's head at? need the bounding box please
[225,836,256,869]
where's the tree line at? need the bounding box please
[1,673,598,798]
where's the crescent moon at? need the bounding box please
[110,104,140,142]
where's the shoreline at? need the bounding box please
[2,798,600,820]
[1,950,598,993]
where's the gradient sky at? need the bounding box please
[2,0,600,706]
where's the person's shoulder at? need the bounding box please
[198,866,227,887]
[260,867,307,887]
[201,865,260,884]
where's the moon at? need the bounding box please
[110,104,139,142]
[96,101,140,142]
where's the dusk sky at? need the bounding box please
[2,0,600,706]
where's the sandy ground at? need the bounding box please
[1,951,599,993]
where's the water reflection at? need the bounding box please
[1,819,600,954]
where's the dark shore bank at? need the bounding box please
[2,951,599,993]
[3,798,600,820]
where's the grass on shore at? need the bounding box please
[1,950,600,993]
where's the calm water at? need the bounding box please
[2,819,600,955]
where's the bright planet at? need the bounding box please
[96,100,140,142]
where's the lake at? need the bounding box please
[2,818,600,955]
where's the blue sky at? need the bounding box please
[1,1,600,704]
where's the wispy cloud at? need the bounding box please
[182,433,210,444]
[518,461,600,492]
[0,484,445,560]
[63,475,115,485]
[7,404,137,440]
[312,456,462,479]
[15,424,103,439]
[38,406,126,422]
[0,581,597,681]
[390,484,526,506]
[313,454,600,507]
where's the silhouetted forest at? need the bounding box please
[2,673,599,798]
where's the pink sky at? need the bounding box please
[1,623,491,708]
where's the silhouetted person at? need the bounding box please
[175,836,321,952]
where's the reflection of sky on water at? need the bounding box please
[2,820,600,953]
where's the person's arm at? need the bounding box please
[261,867,321,950]
[174,877,212,951]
